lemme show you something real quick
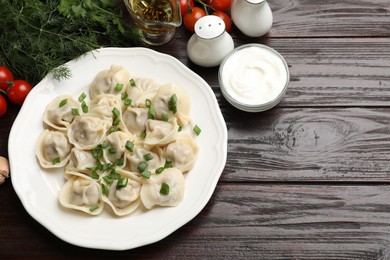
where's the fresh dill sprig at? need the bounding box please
[0,0,140,86]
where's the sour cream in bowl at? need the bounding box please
[218,44,290,112]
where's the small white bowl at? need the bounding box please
[218,44,290,112]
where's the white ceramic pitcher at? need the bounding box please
[231,0,273,37]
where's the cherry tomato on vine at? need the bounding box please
[0,95,7,117]
[183,7,207,32]
[179,0,195,16]
[212,11,232,32]
[203,0,231,12]
[7,80,32,106]
[0,66,14,92]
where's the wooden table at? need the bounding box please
[1,1,390,258]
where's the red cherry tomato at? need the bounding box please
[7,80,32,106]
[179,0,195,16]
[204,0,231,12]
[212,11,232,32]
[0,95,7,117]
[0,66,14,92]
[183,7,206,32]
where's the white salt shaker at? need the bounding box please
[231,0,273,37]
[187,15,234,67]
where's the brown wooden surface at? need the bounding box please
[1,1,390,259]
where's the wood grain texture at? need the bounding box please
[2,183,390,259]
[222,107,390,182]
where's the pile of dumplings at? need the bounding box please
[36,65,199,216]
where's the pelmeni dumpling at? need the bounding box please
[67,115,110,150]
[59,173,104,215]
[126,77,160,107]
[140,168,185,209]
[125,145,165,173]
[43,95,81,131]
[164,132,198,173]
[103,131,136,165]
[144,118,179,149]
[89,94,122,121]
[121,107,148,136]
[89,65,130,99]
[36,129,72,168]
[152,84,191,127]
[101,170,141,216]
[66,148,96,176]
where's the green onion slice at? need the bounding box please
[155,167,165,174]
[168,94,177,114]
[52,157,61,165]
[71,108,80,116]
[59,99,67,107]
[148,106,156,119]
[91,171,99,180]
[109,171,121,180]
[193,124,202,136]
[108,147,117,154]
[145,99,152,108]
[89,205,99,212]
[160,183,170,195]
[103,175,113,184]
[137,161,148,172]
[141,170,151,179]
[81,101,89,113]
[116,177,128,189]
[115,83,124,92]
[125,140,134,152]
[164,161,173,168]
[78,92,87,102]
[140,131,146,139]
[101,183,109,196]
[130,78,136,87]
[121,92,128,100]
[143,153,153,161]
[124,98,132,107]
[161,113,169,121]
[112,107,120,118]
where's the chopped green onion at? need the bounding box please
[125,140,134,152]
[155,167,165,174]
[121,92,128,100]
[78,92,86,102]
[161,113,169,121]
[101,183,109,196]
[96,160,103,170]
[145,99,152,108]
[81,101,89,113]
[91,171,99,180]
[108,126,119,134]
[115,83,124,92]
[164,161,173,168]
[140,131,146,139]
[140,170,151,179]
[116,177,128,189]
[130,78,136,87]
[160,183,170,195]
[102,163,111,171]
[108,147,117,154]
[143,153,153,161]
[115,158,124,166]
[92,148,103,159]
[124,98,132,107]
[97,143,108,149]
[103,175,113,184]
[71,108,80,116]
[86,166,97,172]
[148,106,156,119]
[178,125,183,132]
[112,107,120,119]
[193,124,202,136]
[59,99,67,107]
[109,171,121,179]
[168,94,177,114]
[52,157,61,165]
[137,161,148,172]
[113,117,121,126]
[89,205,99,212]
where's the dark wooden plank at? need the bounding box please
[152,37,390,107]
[269,0,390,37]
[222,107,390,182]
[1,182,390,259]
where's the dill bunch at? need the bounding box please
[0,0,140,86]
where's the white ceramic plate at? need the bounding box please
[9,47,227,250]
